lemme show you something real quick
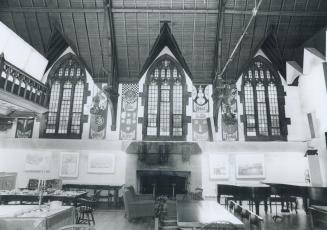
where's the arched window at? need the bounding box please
[143,55,186,141]
[242,56,287,141]
[45,54,86,138]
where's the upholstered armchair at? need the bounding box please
[125,185,154,201]
[122,189,155,221]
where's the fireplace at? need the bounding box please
[137,170,190,197]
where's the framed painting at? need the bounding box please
[59,152,80,178]
[209,154,229,179]
[236,154,265,179]
[88,153,115,174]
[25,151,51,171]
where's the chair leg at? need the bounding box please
[91,212,95,225]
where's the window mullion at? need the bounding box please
[252,80,260,137]
[169,78,173,138]
[55,82,64,134]
[67,80,76,136]
[157,74,161,137]
[264,80,272,137]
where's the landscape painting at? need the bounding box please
[25,151,51,171]
[88,153,115,174]
[236,154,265,179]
[209,154,229,179]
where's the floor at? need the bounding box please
[92,205,312,230]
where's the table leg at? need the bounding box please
[264,199,268,214]
[114,188,119,208]
[255,201,260,215]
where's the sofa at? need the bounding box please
[122,189,155,221]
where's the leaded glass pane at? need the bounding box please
[244,82,256,136]
[71,81,84,134]
[45,57,85,137]
[46,81,60,134]
[147,83,158,136]
[145,58,185,138]
[256,83,268,136]
[268,83,280,136]
[58,81,72,134]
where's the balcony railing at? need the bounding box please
[0,53,49,109]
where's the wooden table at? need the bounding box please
[0,190,87,206]
[0,205,74,230]
[177,200,245,229]
[62,183,122,208]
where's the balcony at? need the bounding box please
[0,53,49,117]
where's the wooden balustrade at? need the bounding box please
[0,53,49,108]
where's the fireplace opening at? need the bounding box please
[138,170,190,197]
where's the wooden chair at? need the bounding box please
[233,204,242,217]
[249,213,264,230]
[57,224,95,230]
[201,221,237,230]
[240,208,251,222]
[228,200,236,213]
[27,178,39,190]
[76,198,97,225]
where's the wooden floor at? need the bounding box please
[92,206,312,230]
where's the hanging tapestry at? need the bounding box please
[192,119,209,141]
[89,90,108,139]
[15,118,34,138]
[192,85,209,113]
[120,84,138,140]
[221,85,238,141]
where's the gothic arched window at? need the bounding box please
[242,56,287,141]
[143,55,186,141]
[45,54,86,138]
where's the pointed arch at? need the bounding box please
[143,54,187,141]
[43,53,86,138]
[241,55,287,141]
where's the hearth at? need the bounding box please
[137,170,190,198]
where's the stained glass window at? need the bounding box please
[45,54,86,138]
[242,56,286,141]
[144,56,185,140]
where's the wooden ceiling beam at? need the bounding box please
[1,7,327,17]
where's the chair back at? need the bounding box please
[27,178,39,190]
[233,204,242,216]
[249,213,263,230]
[228,201,235,212]
[46,179,62,190]
[124,185,137,199]
[241,208,251,221]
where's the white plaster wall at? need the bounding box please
[200,142,309,198]
[0,139,127,188]
[298,45,327,184]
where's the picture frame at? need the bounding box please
[88,153,115,174]
[209,154,229,179]
[59,152,80,178]
[25,151,51,172]
[236,154,265,179]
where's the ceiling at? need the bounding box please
[0,0,326,85]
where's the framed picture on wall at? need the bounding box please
[25,151,51,171]
[59,152,80,178]
[88,153,115,174]
[236,154,265,179]
[209,154,229,179]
